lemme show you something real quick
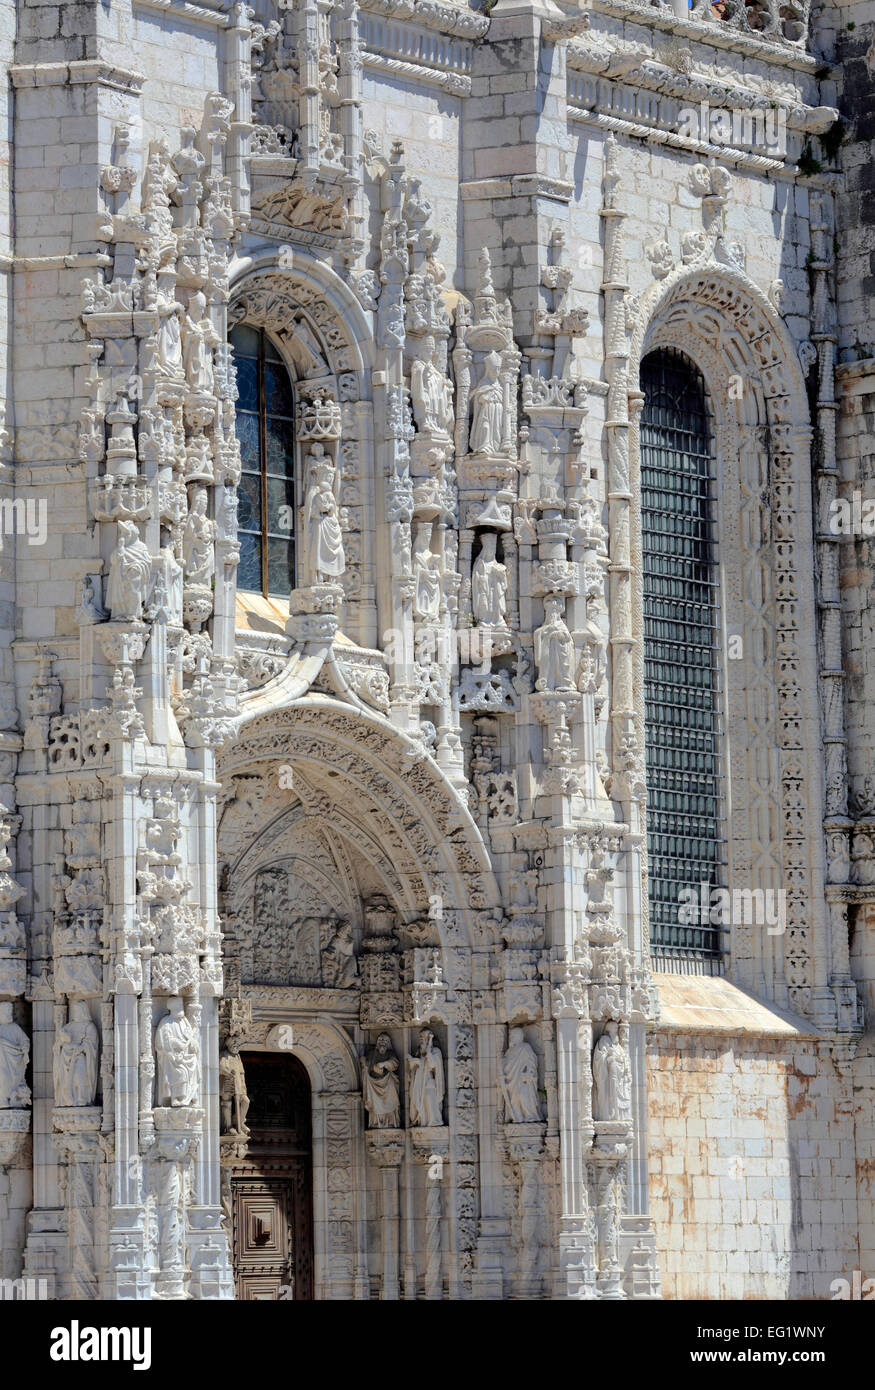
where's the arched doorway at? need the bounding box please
[230,1053,314,1300]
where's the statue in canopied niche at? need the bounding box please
[470,350,504,455]
[182,290,218,394]
[53,1000,99,1107]
[591,1020,629,1122]
[183,488,215,587]
[219,1037,249,1137]
[0,1001,30,1108]
[410,335,453,437]
[501,1027,542,1123]
[408,1027,444,1127]
[361,1033,401,1129]
[155,997,199,1107]
[534,596,575,691]
[471,532,507,627]
[107,520,153,621]
[412,521,440,622]
[303,446,345,583]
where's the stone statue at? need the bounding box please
[155,997,199,1107]
[106,520,153,622]
[361,1032,401,1129]
[408,1027,444,1127]
[472,532,508,627]
[182,489,215,587]
[534,596,575,691]
[412,521,440,622]
[0,1001,30,1108]
[219,1037,249,1136]
[410,335,453,436]
[321,918,358,988]
[501,1026,542,1123]
[156,281,184,380]
[592,1020,628,1122]
[182,289,218,394]
[159,545,183,625]
[303,445,345,583]
[53,1000,99,1107]
[75,574,107,627]
[470,350,504,455]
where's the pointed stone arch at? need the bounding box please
[627,264,831,1020]
[227,247,377,646]
[219,696,502,949]
[228,246,374,398]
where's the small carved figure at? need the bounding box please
[408,1027,444,1127]
[106,520,153,621]
[0,1001,30,1108]
[183,489,215,587]
[501,1026,542,1123]
[470,350,504,455]
[303,446,345,583]
[410,335,453,436]
[182,290,218,394]
[471,532,508,627]
[321,918,358,988]
[219,1037,249,1136]
[534,596,575,691]
[155,997,199,1107]
[591,1020,628,1122]
[53,1000,99,1107]
[361,1032,401,1129]
[75,574,107,626]
[156,285,184,380]
[412,521,440,622]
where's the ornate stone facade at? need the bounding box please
[0,0,873,1303]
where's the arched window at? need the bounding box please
[231,323,297,598]
[640,348,724,967]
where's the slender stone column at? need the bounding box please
[366,1129,404,1299]
[411,1126,448,1300]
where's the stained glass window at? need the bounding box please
[230,323,296,597]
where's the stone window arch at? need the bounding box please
[626,267,843,1015]
[640,347,725,968]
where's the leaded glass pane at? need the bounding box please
[230,327,297,598]
[641,349,724,964]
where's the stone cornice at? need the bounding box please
[567,43,832,135]
[460,174,575,200]
[10,60,145,92]
[360,6,477,90]
[590,0,819,71]
[133,0,228,25]
[361,0,490,40]
[363,50,471,94]
[567,59,837,175]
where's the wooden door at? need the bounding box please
[231,1053,314,1300]
[233,1177,294,1300]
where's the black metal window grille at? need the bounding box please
[641,348,725,964]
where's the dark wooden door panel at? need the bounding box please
[231,1168,313,1300]
[231,1053,314,1301]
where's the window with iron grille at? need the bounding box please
[640,348,725,967]
[230,323,297,598]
